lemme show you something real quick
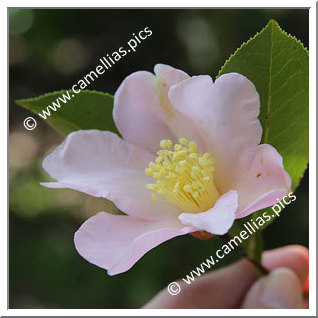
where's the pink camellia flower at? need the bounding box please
[41,64,291,275]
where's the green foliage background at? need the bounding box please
[9,9,309,309]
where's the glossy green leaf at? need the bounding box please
[220,20,308,262]
[16,90,118,136]
[218,19,309,191]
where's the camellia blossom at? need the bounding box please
[41,64,291,275]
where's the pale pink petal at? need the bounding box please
[154,63,189,87]
[235,144,292,219]
[169,73,262,194]
[74,212,193,275]
[169,75,214,114]
[113,65,207,154]
[41,130,180,220]
[178,190,238,235]
[236,190,289,219]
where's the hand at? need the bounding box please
[143,245,309,309]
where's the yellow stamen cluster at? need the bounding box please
[145,138,220,213]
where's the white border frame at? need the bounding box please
[4,1,316,316]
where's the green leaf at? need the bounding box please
[218,19,309,191]
[16,90,118,136]
[220,20,308,263]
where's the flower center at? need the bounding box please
[145,138,220,213]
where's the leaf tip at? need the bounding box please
[14,99,24,107]
[267,19,282,31]
[267,19,278,25]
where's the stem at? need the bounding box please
[246,258,269,276]
[219,234,269,276]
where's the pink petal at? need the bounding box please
[41,130,180,220]
[154,63,189,87]
[235,144,292,219]
[74,212,193,275]
[169,73,262,194]
[113,64,207,153]
[178,190,238,235]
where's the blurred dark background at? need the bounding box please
[9,9,309,309]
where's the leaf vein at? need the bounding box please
[271,71,304,96]
[272,58,296,79]
[270,90,305,116]
[263,24,274,143]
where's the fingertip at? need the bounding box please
[242,268,303,309]
[262,245,309,284]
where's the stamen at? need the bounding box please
[145,138,220,213]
